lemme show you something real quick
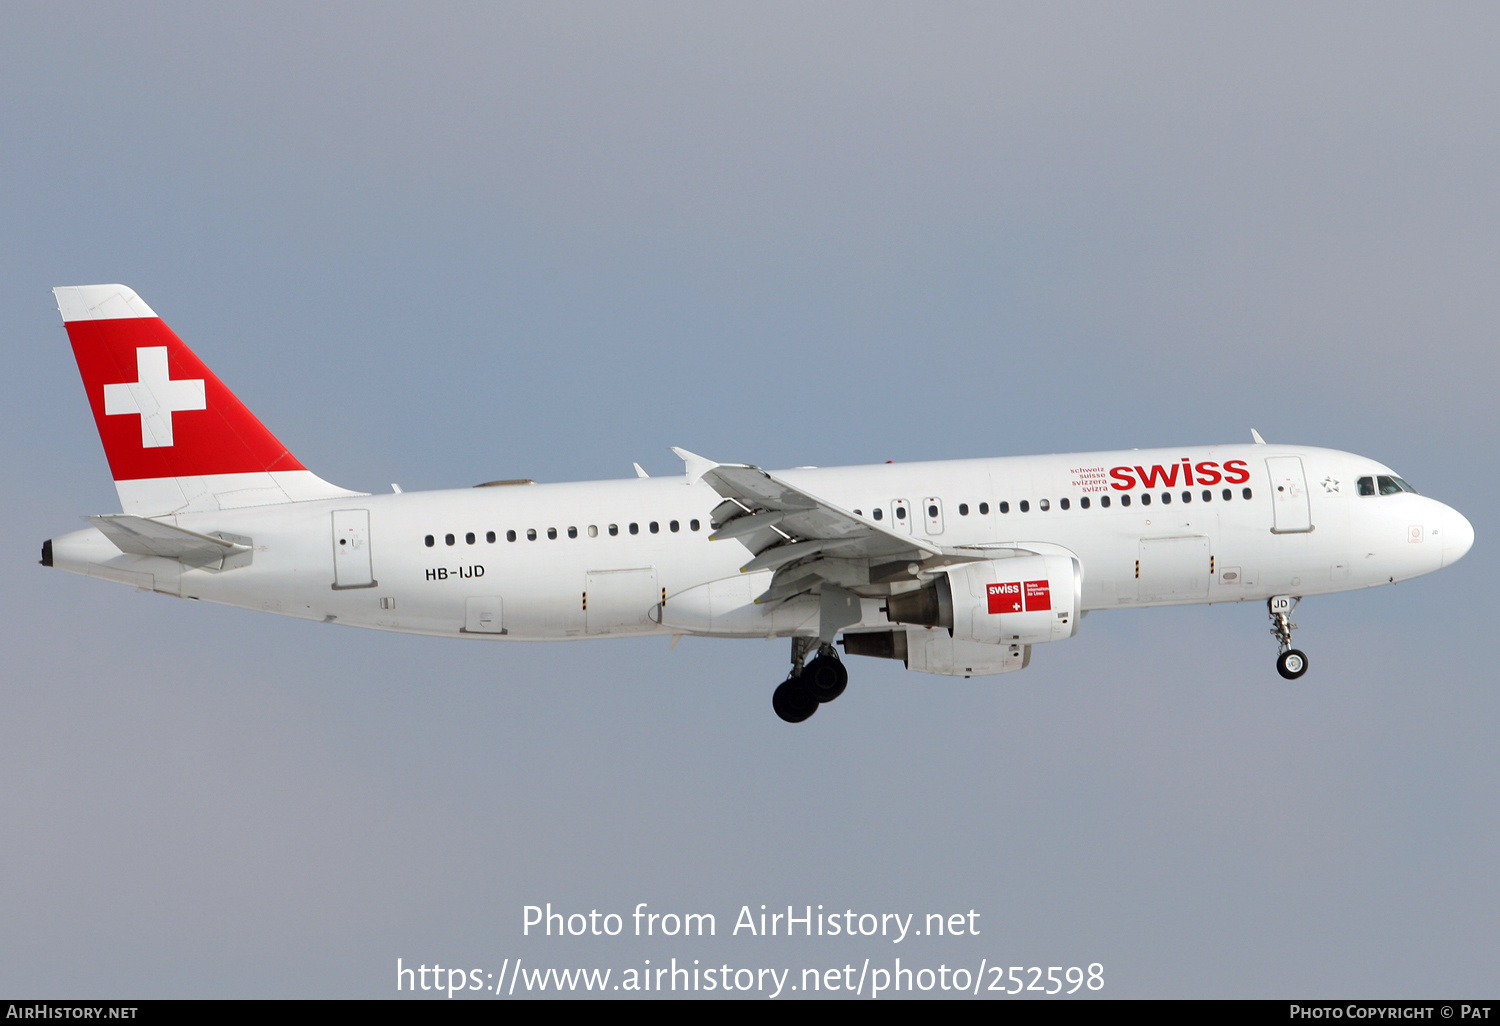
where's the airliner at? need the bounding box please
[41,285,1474,722]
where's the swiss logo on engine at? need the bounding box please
[987,582,1022,614]
[1024,580,1051,611]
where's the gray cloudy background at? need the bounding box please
[2,2,1495,999]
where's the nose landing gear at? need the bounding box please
[773,638,850,722]
[1269,595,1309,680]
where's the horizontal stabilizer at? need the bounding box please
[89,514,252,571]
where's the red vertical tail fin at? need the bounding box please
[55,284,359,515]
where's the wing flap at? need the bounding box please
[693,458,942,567]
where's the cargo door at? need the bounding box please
[331,509,376,589]
[1137,536,1211,602]
[1266,456,1313,533]
[584,567,659,635]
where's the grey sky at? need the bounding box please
[1,3,1495,997]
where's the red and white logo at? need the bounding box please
[63,310,304,482]
[103,346,206,448]
[987,580,1053,613]
[987,582,1022,614]
[1024,580,1051,611]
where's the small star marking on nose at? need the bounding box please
[1322,477,1340,493]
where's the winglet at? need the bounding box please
[670,447,719,486]
[633,463,650,478]
[1250,429,1267,445]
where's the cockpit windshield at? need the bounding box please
[1359,475,1418,496]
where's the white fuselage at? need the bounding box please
[49,443,1472,643]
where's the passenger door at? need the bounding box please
[1266,456,1313,533]
[331,509,376,589]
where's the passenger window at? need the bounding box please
[568,526,578,539]
[1358,476,1375,496]
[1181,491,1191,504]
[958,503,969,516]
[649,522,660,534]
[1020,500,1030,513]
[999,501,1010,514]
[670,520,679,532]
[526,529,537,541]
[424,535,434,547]
[466,532,476,544]
[1160,492,1170,505]
[629,523,639,535]
[1141,493,1151,506]
[507,530,517,542]
[486,531,496,543]
[1101,495,1110,508]
[1242,487,1253,499]
[1121,495,1131,507]
[896,507,907,520]
[1080,496,1090,509]
[588,525,598,537]
[1039,499,1050,511]
[1202,490,1212,502]
[1222,489,1232,501]
[445,533,455,546]
[547,528,557,540]
[873,508,883,521]
[1060,498,1070,510]
[853,509,862,516]
[979,502,989,514]
[690,520,700,531]
[609,524,619,536]
[927,504,938,518]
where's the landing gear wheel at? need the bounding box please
[772,678,819,723]
[802,655,849,703]
[1276,649,1309,680]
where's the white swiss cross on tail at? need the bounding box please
[54,283,355,516]
[103,346,206,448]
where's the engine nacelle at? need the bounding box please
[843,627,1031,677]
[884,553,1081,646]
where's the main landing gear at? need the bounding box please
[1268,595,1309,680]
[772,638,849,723]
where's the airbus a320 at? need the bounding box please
[41,285,1475,722]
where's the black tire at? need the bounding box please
[772,678,819,723]
[802,655,849,703]
[1276,649,1309,680]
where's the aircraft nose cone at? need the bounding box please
[1443,507,1474,567]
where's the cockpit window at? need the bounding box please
[1357,476,1375,496]
[1378,475,1418,495]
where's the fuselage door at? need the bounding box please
[1137,535,1211,602]
[923,497,945,535]
[890,499,912,534]
[464,596,505,634]
[331,509,376,589]
[585,567,660,635]
[1266,456,1313,533]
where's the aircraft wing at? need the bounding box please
[673,449,945,605]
